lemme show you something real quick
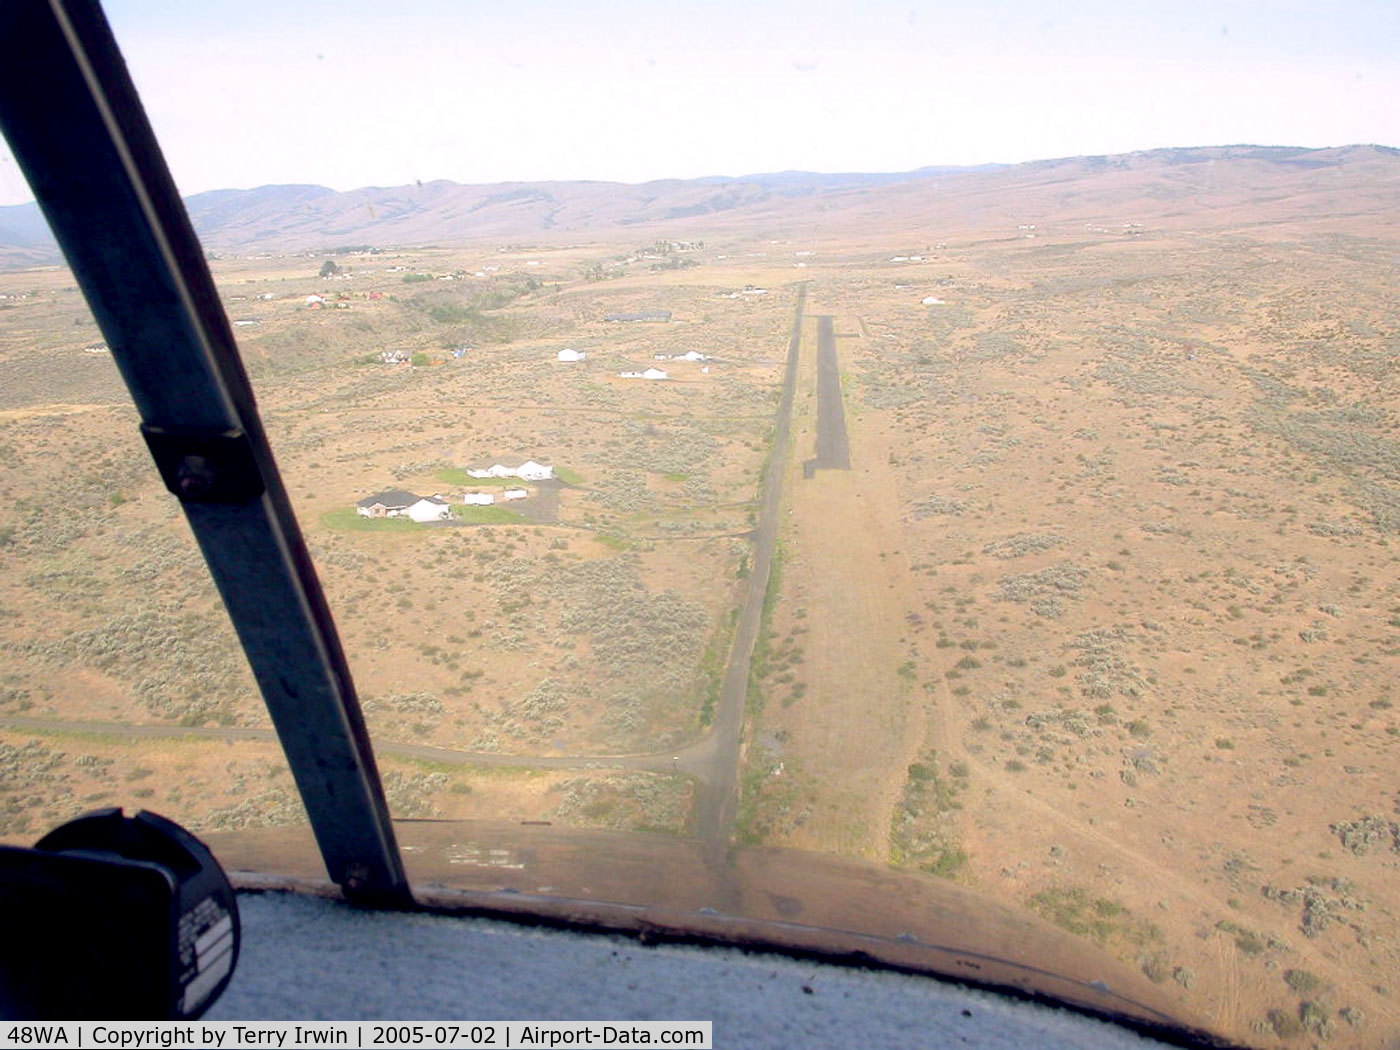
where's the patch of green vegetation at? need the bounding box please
[746,541,784,716]
[891,750,969,878]
[1267,1009,1303,1039]
[1284,969,1325,995]
[549,772,691,835]
[736,746,810,845]
[1030,886,1167,971]
[434,468,527,487]
[322,507,421,532]
[695,608,737,728]
[451,505,526,525]
[593,532,632,550]
[554,466,585,485]
[1216,919,1268,956]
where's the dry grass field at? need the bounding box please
[1,150,1396,1046]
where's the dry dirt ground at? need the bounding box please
[734,221,1399,1046]
[1,191,1397,1046]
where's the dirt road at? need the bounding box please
[692,283,807,859]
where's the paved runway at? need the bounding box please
[805,314,851,477]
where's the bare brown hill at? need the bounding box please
[0,144,1394,266]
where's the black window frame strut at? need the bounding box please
[0,0,411,907]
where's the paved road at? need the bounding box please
[803,314,851,477]
[2,286,811,868]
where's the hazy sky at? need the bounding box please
[1,0,1396,205]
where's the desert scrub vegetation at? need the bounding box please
[995,563,1089,618]
[1256,966,1360,1043]
[17,600,258,724]
[890,751,968,877]
[1092,339,1217,403]
[911,495,966,518]
[1067,626,1148,700]
[982,532,1064,559]
[199,787,306,832]
[1028,886,1170,979]
[0,739,74,835]
[1330,815,1400,855]
[381,769,452,818]
[467,554,711,749]
[361,691,445,739]
[1262,876,1367,940]
[584,470,660,513]
[480,678,585,745]
[736,741,812,846]
[547,772,690,834]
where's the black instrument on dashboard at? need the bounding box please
[0,808,239,1020]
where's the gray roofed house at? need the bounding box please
[604,309,671,323]
[465,455,527,472]
[355,489,420,517]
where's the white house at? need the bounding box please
[643,367,669,380]
[464,456,554,481]
[406,497,452,523]
[557,348,587,363]
[605,310,671,323]
[461,492,496,506]
[921,296,946,306]
[618,369,644,379]
[502,488,529,501]
[305,294,325,306]
[677,350,707,362]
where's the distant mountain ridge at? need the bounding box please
[0,144,1395,267]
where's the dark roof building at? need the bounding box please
[604,310,671,323]
[355,489,419,510]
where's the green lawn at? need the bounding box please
[437,465,583,486]
[436,467,517,486]
[452,505,526,524]
[322,508,421,532]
